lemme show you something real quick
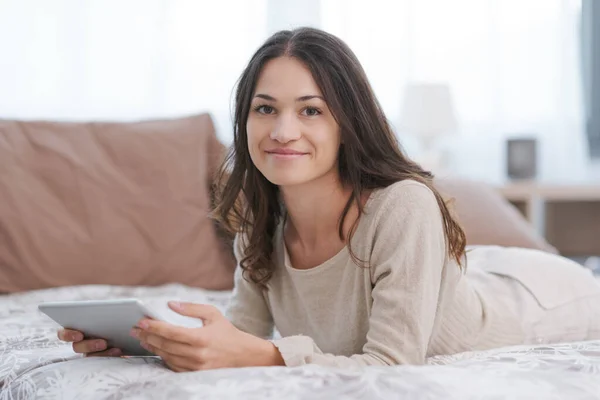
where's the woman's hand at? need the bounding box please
[57,329,122,357]
[130,302,284,372]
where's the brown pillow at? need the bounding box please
[0,113,235,293]
[434,178,558,254]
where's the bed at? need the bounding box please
[2,116,599,399]
[2,283,600,400]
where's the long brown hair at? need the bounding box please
[213,27,466,287]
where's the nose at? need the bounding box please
[269,112,301,143]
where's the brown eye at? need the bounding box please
[302,107,321,117]
[255,105,275,115]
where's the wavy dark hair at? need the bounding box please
[213,27,466,287]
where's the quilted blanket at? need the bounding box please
[1,284,600,400]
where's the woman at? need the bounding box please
[58,27,600,371]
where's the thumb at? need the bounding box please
[168,302,222,324]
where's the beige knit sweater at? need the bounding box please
[225,180,591,368]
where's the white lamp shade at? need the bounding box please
[399,83,458,138]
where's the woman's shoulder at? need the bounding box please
[366,179,439,216]
[363,179,450,280]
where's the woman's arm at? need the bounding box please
[271,183,449,368]
[130,233,281,372]
[225,233,275,339]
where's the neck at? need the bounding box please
[280,170,352,251]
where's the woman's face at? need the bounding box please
[247,56,341,187]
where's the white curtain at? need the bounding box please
[321,0,589,182]
[1,0,589,181]
[0,0,271,141]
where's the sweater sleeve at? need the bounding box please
[225,234,275,339]
[271,182,449,368]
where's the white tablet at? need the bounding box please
[38,298,203,357]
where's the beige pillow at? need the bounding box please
[435,178,558,254]
[0,113,235,293]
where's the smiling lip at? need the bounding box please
[265,148,308,161]
[265,149,308,156]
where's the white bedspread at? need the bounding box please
[1,283,600,400]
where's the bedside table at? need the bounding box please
[433,146,599,256]
[495,181,600,256]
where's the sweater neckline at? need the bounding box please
[281,189,379,274]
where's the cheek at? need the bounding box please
[246,118,266,159]
[312,127,341,164]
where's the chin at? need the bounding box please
[261,170,313,187]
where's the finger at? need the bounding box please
[58,329,84,342]
[138,332,194,357]
[143,342,200,371]
[73,339,107,354]
[165,361,189,373]
[136,320,196,345]
[169,302,221,323]
[86,348,122,358]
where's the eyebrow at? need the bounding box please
[254,94,325,102]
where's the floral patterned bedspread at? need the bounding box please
[1,283,600,400]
